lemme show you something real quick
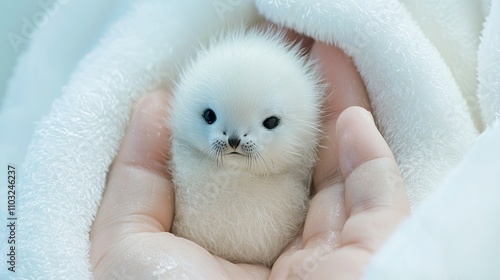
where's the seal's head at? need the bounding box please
[171,29,322,175]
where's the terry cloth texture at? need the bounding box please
[0,0,498,279]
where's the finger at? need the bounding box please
[272,45,372,278]
[302,43,371,246]
[91,91,174,255]
[257,20,314,53]
[311,42,371,192]
[291,107,409,279]
[338,106,409,252]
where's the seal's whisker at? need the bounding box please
[169,28,322,266]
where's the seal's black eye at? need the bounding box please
[263,116,280,130]
[203,109,216,124]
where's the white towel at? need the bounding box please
[478,0,500,126]
[0,0,499,279]
[255,0,478,208]
[367,120,500,279]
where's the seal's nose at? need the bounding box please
[228,137,241,149]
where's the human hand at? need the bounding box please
[268,36,410,279]
[90,90,271,279]
[90,25,409,280]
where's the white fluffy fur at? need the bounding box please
[2,0,500,278]
[170,29,322,266]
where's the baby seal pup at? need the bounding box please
[169,28,322,266]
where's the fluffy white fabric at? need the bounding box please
[366,120,500,279]
[478,0,500,126]
[255,0,478,209]
[1,1,259,279]
[0,0,498,279]
[0,0,130,167]
[400,0,484,130]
